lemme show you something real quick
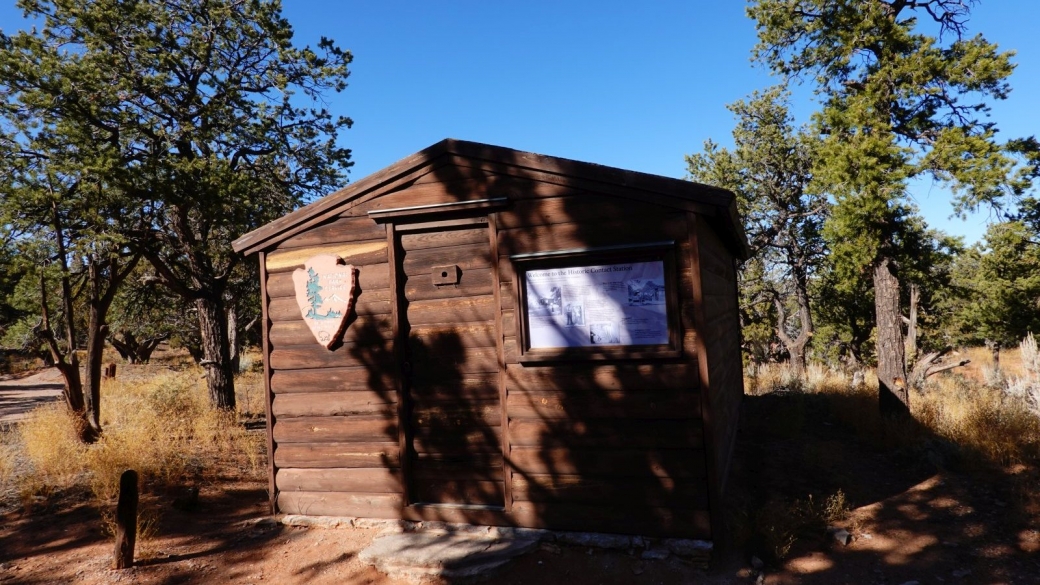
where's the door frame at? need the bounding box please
[384,211,508,509]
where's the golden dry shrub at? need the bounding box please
[17,403,87,495]
[0,432,19,497]
[914,383,1040,468]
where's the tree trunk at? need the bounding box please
[874,257,909,415]
[227,301,240,375]
[904,283,919,369]
[774,297,810,376]
[196,295,236,410]
[82,314,106,440]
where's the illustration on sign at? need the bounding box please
[525,260,668,349]
[291,254,357,349]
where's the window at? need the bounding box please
[512,241,682,361]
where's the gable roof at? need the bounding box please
[232,138,749,258]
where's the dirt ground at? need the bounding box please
[1,375,1039,584]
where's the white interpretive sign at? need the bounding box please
[524,260,669,349]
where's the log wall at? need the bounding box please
[259,164,738,540]
[496,193,711,538]
[264,215,402,519]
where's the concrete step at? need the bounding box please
[359,532,539,581]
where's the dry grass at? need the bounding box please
[747,490,853,561]
[745,354,1040,470]
[742,351,1040,562]
[4,362,265,517]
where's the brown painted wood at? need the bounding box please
[402,268,494,301]
[277,491,404,518]
[234,140,745,259]
[270,366,395,394]
[408,346,499,377]
[272,391,397,418]
[274,216,387,250]
[273,415,397,443]
[496,217,687,257]
[509,501,711,539]
[401,295,496,326]
[399,505,511,525]
[386,222,412,505]
[233,142,445,255]
[411,425,501,453]
[274,442,401,468]
[411,454,503,480]
[511,474,709,508]
[267,265,391,298]
[408,322,496,349]
[269,345,396,371]
[507,418,704,449]
[275,467,403,493]
[401,243,492,275]
[409,373,499,401]
[487,212,513,511]
[496,195,675,230]
[508,447,707,478]
[259,252,278,514]
[360,179,522,215]
[411,400,502,428]
[400,227,490,251]
[504,363,697,393]
[413,479,504,505]
[506,390,700,420]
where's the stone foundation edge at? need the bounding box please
[263,514,712,567]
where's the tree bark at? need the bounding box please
[874,257,910,415]
[773,291,813,376]
[904,283,919,369]
[227,301,240,375]
[197,295,236,410]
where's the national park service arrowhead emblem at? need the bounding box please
[291,254,357,349]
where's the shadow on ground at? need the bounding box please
[729,390,1040,585]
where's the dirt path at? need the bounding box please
[0,369,64,425]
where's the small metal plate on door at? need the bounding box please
[432,264,460,286]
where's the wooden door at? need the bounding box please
[397,220,504,507]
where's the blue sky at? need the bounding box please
[3,1,1037,244]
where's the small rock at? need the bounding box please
[632,562,646,575]
[898,581,921,585]
[751,556,764,570]
[829,527,852,546]
[641,548,670,560]
[663,538,712,557]
[860,532,873,540]
[952,568,972,578]
[556,532,632,550]
[755,573,766,585]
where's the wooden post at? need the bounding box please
[113,469,138,569]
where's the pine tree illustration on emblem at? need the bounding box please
[292,255,356,349]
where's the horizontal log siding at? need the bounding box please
[695,217,744,498]
[264,213,402,514]
[495,198,710,538]
[258,180,734,540]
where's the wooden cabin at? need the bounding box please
[232,139,748,542]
